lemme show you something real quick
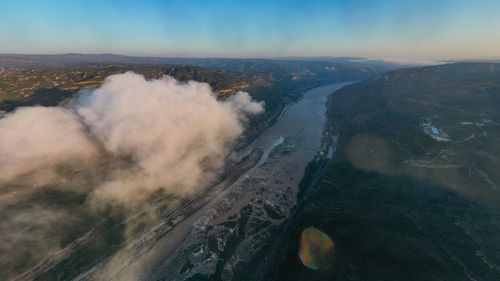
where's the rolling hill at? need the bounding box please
[267,62,500,281]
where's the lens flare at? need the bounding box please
[299,227,334,271]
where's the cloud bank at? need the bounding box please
[0,72,264,204]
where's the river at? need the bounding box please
[81,82,351,281]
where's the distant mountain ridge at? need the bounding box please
[0,54,396,116]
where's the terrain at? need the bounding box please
[0,53,396,105]
[266,62,500,281]
[0,54,395,141]
[0,55,394,281]
[5,57,499,281]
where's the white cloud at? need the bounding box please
[0,72,264,205]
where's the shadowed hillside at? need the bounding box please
[327,62,500,208]
[266,63,500,281]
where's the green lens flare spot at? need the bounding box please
[299,227,334,271]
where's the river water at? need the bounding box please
[253,82,350,171]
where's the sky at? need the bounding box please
[1,0,500,60]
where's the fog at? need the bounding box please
[0,106,97,182]
[0,72,264,279]
[0,72,263,204]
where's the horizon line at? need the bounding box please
[1,52,499,63]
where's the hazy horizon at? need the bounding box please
[0,52,500,66]
[2,0,500,61]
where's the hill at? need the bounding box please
[328,62,500,208]
[0,54,395,120]
[266,63,500,281]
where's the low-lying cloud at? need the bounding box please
[0,71,264,280]
[0,72,264,204]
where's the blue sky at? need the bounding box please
[1,0,499,59]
